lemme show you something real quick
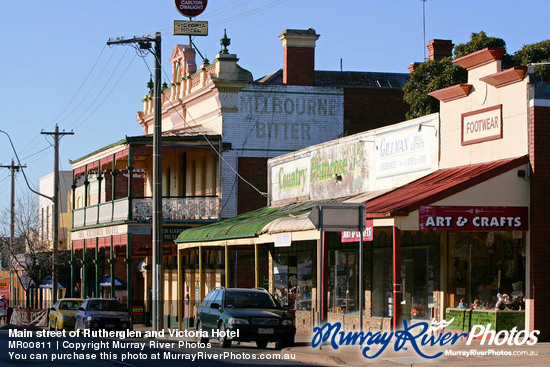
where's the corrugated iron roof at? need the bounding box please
[365,156,528,217]
[255,69,409,88]
[175,198,344,243]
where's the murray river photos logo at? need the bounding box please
[311,319,539,359]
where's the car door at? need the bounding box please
[49,301,59,328]
[209,290,224,327]
[198,291,215,331]
[75,300,87,330]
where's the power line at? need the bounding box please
[153,55,268,197]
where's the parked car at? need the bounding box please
[196,287,296,349]
[75,298,132,331]
[49,298,84,331]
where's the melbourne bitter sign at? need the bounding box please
[174,0,208,17]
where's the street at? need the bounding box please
[0,326,307,367]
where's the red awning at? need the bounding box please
[365,156,528,217]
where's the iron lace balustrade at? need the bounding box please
[72,196,219,228]
[133,196,220,221]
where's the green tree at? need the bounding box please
[403,31,550,119]
[403,58,467,119]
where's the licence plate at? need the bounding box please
[258,328,274,334]
[106,324,115,328]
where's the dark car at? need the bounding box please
[196,287,296,349]
[75,298,132,331]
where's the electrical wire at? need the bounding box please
[67,47,132,130]
[71,53,137,130]
[18,45,110,156]
[151,53,268,197]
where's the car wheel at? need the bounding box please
[218,322,231,348]
[280,339,295,348]
[256,340,268,349]
[196,321,209,343]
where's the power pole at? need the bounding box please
[41,125,74,304]
[107,33,163,331]
[0,160,26,306]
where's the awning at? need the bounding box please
[38,276,67,289]
[99,274,127,288]
[175,156,528,246]
[175,199,345,244]
[365,156,528,217]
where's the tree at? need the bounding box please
[403,58,467,119]
[403,31,550,119]
[0,193,68,307]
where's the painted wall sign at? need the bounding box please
[375,120,435,180]
[461,105,502,145]
[271,157,310,202]
[74,224,127,240]
[341,220,374,242]
[174,0,208,17]
[419,206,528,231]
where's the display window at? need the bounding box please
[271,242,316,310]
[447,231,526,310]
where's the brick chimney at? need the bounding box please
[427,39,454,61]
[278,28,320,86]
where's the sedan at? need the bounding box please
[75,298,132,331]
[196,287,296,349]
[49,298,84,331]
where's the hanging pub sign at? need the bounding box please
[419,206,528,231]
[341,220,374,242]
[174,0,208,17]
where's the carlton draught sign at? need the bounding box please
[174,0,208,17]
[419,206,528,231]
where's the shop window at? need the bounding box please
[447,232,525,309]
[328,250,358,314]
[372,247,392,317]
[271,243,315,311]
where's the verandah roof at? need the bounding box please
[175,155,528,245]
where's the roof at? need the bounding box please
[366,156,528,217]
[255,69,409,88]
[71,127,221,164]
[176,156,528,244]
[175,199,344,243]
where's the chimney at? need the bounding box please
[427,39,454,61]
[408,62,421,73]
[170,45,197,83]
[278,28,320,86]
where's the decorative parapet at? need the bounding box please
[428,84,472,102]
[453,48,506,70]
[480,66,527,88]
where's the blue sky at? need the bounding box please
[0,0,548,210]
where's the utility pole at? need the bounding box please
[107,33,163,331]
[0,160,26,306]
[41,125,74,304]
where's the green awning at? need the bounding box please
[174,200,342,244]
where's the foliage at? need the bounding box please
[453,31,507,58]
[403,31,550,119]
[403,58,467,119]
[512,40,550,78]
[0,194,67,292]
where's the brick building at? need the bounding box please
[69,28,410,326]
[176,46,550,339]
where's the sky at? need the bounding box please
[0,0,549,211]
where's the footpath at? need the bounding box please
[132,325,550,366]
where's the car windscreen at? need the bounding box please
[224,291,280,309]
[59,300,82,310]
[87,300,125,312]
